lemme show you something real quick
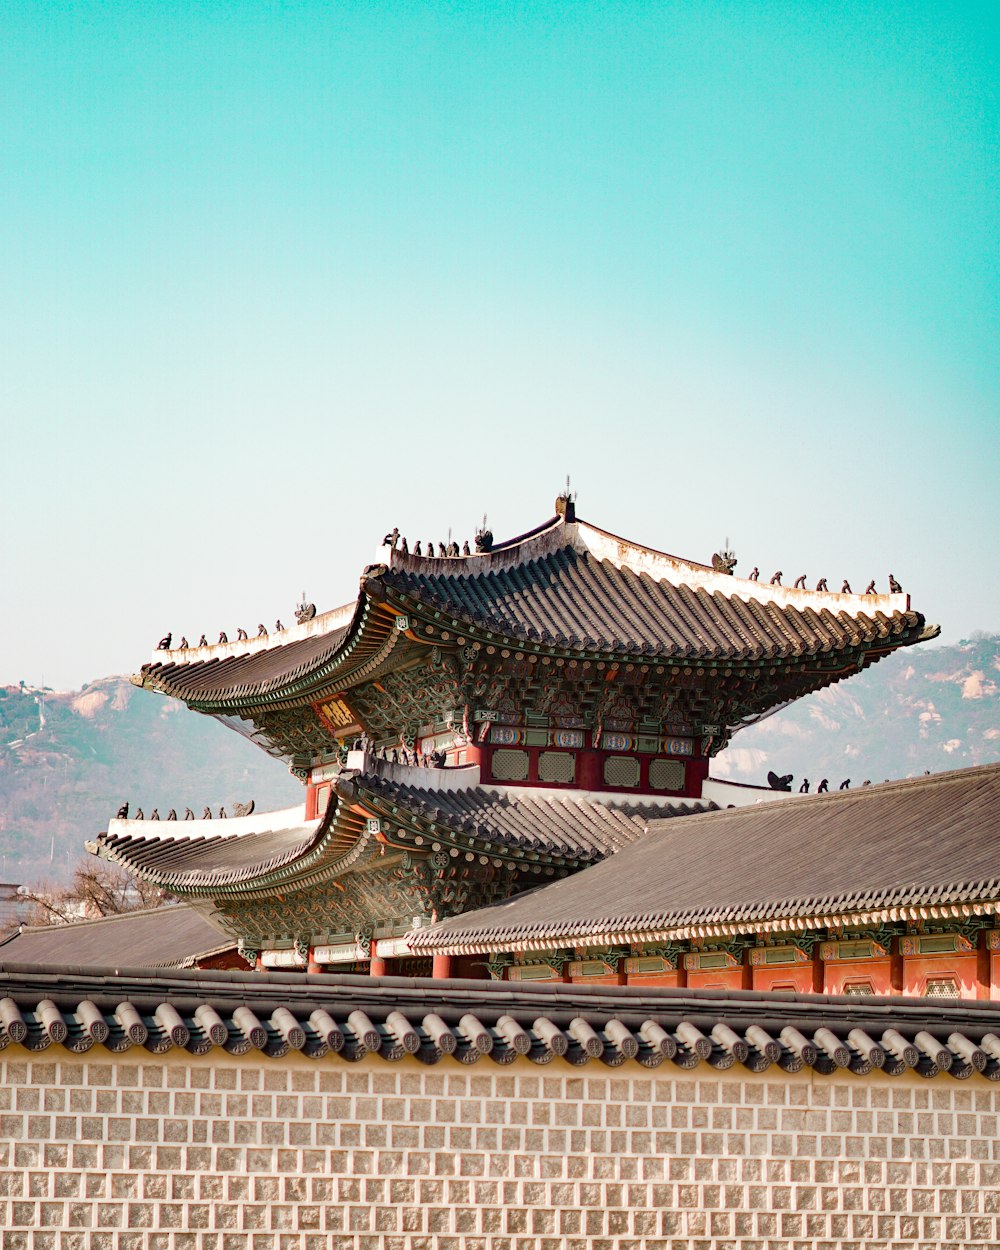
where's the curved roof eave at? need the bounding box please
[134,506,940,710]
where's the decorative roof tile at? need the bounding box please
[0,964,998,1079]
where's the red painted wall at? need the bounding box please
[625,970,682,989]
[901,954,978,1000]
[686,967,746,991]
[751,964,814,994]
[823,959,893,996]
[481,743,707,797]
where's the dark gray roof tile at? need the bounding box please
[0,964,999,1078]
[0,904,233,968]
[416,764,1000,950]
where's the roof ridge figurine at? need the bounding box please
[294,593,316,625]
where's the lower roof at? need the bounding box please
[414,763,1000,952]
[0,903,235,969]
[0,964,998,1080]
[94,762,715,893]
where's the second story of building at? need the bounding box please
[136,494,937,811]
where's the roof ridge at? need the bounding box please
[13,901,193,935]
[652,762,1000,829]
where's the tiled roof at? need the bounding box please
[0,904,234,968]
[0,965,998,1078]
[138,510,937,708]
[348,768,713,863]
[96,805,323,891]
[141,619,352,704]
[382,540,930,661]
[415,764,1000,951]
[94,766,714,891]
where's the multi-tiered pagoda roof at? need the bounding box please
[138,497,936,771]
[92,498,938,969]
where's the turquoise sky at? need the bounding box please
[2,1,997,688]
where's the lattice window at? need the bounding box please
[538,751,575,784]
[649,759,685,791]
[491,748,530,782]
[924,976,960,999]
[843,981,875,997]
[604,755,640,788]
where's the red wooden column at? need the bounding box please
[369,940,388,977]
[432,953,453,979]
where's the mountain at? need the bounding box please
[0,677,301,886]
[715,633,1000,788]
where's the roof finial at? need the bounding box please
[295,592,317,624]
[475,515,493,552]
[711,537,737,575]
[555,477,576,522]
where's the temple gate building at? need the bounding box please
[90,496,939,980]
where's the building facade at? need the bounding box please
[91,498,937,977]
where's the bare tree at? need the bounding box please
[19,860,168,927]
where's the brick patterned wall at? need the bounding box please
[2,1050,1000,1248]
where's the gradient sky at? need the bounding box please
[2,1,997,690]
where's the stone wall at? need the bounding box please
[2,1048,999,1248]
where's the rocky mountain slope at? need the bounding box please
[0,677,300,886]
[715,633,1000,789]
